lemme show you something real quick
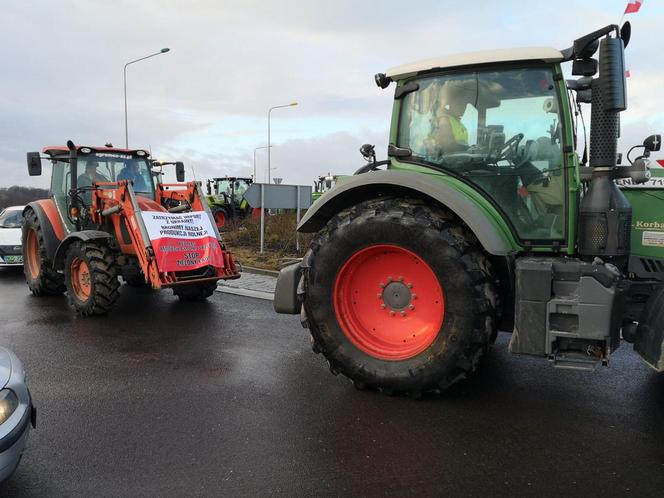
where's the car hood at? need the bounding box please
[0,227,21,246]
[0,348,11,388]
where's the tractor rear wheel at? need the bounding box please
[211,206,229,230]
[303,197,497,396]
[173,281,218,301]
[22,209,65,296]
[64,241,120,316]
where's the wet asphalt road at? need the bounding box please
[0,267,663,497]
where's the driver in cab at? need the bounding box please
[426,80,474,155]
[77,161,109,205]
[118,162,148,191]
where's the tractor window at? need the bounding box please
[77,154,156,199]
[50,160,75,231]
[397,67,566,242]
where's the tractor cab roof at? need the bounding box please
[42,145,150,158]
[385,47,563,80]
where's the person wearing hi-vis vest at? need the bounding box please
[425,79,475,156]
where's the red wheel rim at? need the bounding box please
[25,229,40,279]
[70,257,91,301]
[214,211,226,228]
[333,244,445,360]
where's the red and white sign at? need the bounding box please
[624,0,643,14]
[140,211,224,272]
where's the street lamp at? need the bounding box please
[253,145,272,181]
[267,102,297,184]
[123,47,170,148]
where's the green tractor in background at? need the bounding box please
[312,174,349,203]
[205,177,254,230]
[274,23,664,397]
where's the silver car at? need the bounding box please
[0,347,35,482]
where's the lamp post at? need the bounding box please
[253,145,272,181]
[267,102,297,184]
[124,48,170,149]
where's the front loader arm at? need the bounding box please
[91,181,163,287]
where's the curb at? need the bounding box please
[216,286,274,301]
[241,265,280,277]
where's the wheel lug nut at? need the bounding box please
[398,276,404,282]
[387,276,393,282]
[390,310,395,316]
[381,304,386,309]
[377,293,382,299]
[407,283,413,289]
[400,311,406,317]
[379,282,385,288]
[412,293,417,299]
[409,304,415,310]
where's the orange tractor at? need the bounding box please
[22,141,239,315]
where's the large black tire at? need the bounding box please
[22,208,65,296]
[64,241,120,316]
[303,197,498,396]
[173,281,218,301]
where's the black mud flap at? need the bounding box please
[273,262,303,314]
[634,284,664,371]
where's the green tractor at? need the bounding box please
[312,174,349,202]
[274,23,664,396]
[205,177,254,230]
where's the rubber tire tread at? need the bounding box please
[173,281,218,301]
[22,208,65,296]
[64,241,120,316]
[303,197,497,396]
[211,206,230,231]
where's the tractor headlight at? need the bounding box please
[0,389,18,425]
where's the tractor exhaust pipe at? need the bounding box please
[575,27,632,263]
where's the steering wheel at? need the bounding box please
[496,133,524,162]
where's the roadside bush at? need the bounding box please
[224,212,313,256]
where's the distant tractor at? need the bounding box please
[22,142,239,316]
[312,174,338,202]
[274,24,664,396]
[205,177,255,229]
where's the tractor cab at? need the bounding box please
[388,53,568,243]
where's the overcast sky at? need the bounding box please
[1,0,662,188]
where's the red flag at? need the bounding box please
[625,68,631,78]
[625,0,644,14]
[657,160,664,168]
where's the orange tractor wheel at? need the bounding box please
[64,241,120,316]
[21,209,65,296]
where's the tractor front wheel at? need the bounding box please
[303,197,497,396]
[22,209,65,296]
[173,281,218,301]
[211,207,229,230]
[64,241,120,316]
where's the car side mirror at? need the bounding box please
[175,162,185,182]
[27,152,42,176]
[644,134,661,152]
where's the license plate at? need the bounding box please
[2,255,23,264]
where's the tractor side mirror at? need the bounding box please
[175,162,185,182]
[27,152,42,176]
[644,134,662,152]
[360,143,376,162]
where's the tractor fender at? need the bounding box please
[53,231,114,270]
[24,200,67,263]
[298,170,516,256]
